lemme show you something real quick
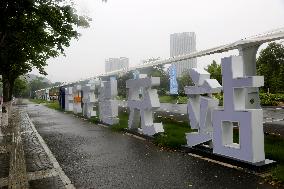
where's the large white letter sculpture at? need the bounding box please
[126,75,164,136]
[82,80,100,118]
[72,85,82,114]
[185,68,222,147]
[65,87,73,111]
[213,56,265,163]
[45,89,50,101]
[98,78,119,125]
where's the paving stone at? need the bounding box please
[20,114,54,173]
[29,176,65,189]
[0,153,9,178]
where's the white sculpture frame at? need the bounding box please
[98,78,119,125]
[212,56,265,163]
[185,68,222,147]
[126,75,164,136]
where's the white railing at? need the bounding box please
[35,27,284,92]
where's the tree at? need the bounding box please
[177,70,193,96]
[206,60,222,85]
[257,42,284,93]
[29,77,51,98]
[0,0,89,125]
[148,65,169,96]
[117,72,133,98]
[13,78,29,98]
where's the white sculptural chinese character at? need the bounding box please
[126,75,164,136]
[45,89,50,101]
[72,85,82,114]
[82,80,100,118]
[98,78,119,125]
[185,68,222,147]
[65,87,73,111]
[212,56,265,163]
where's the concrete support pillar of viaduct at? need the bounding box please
[238,44,261,109]
[98,78,119,125]
[126,75,164,136]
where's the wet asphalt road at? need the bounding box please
[26,104,274,189]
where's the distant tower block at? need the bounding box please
[105,57,129,73]
[170,32,197,77]
[213,56,265,163]
[64,87,73,111]
[126,75,164,136]
[82,80,100,118]
[185,68,222,147]
[98,78,119,125]
[72,85,82,114]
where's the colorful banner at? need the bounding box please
[169,65,178,94]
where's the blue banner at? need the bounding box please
[169,65,178,94]
[110,76,116,81]
[132,70,140,79]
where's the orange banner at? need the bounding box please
[74,96,81,103]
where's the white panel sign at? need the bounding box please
[98,79,119,125]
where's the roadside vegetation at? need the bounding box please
[29,99,61,111]
[159,95,188,104]
[265,135,284,185]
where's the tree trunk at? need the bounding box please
[1,74,14,128]
[8,79,14,118]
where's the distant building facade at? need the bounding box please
[105,57,129,73]
[170,32,197,77]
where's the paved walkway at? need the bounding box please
[0,106,74,189]
[21,103,276,189]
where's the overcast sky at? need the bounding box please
[31,0,284,82]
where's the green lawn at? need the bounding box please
[30,99,61,111]
[110,111,129,132]
[159,95,188,104]
[265,135,284,183]
[153,117,193,148]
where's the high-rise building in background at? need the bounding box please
[170,32,197,77]
[105,57,129,73]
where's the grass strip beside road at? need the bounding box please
[29,99,61,111]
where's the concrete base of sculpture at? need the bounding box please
[101,117,119,125]
[182,144,276,171]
